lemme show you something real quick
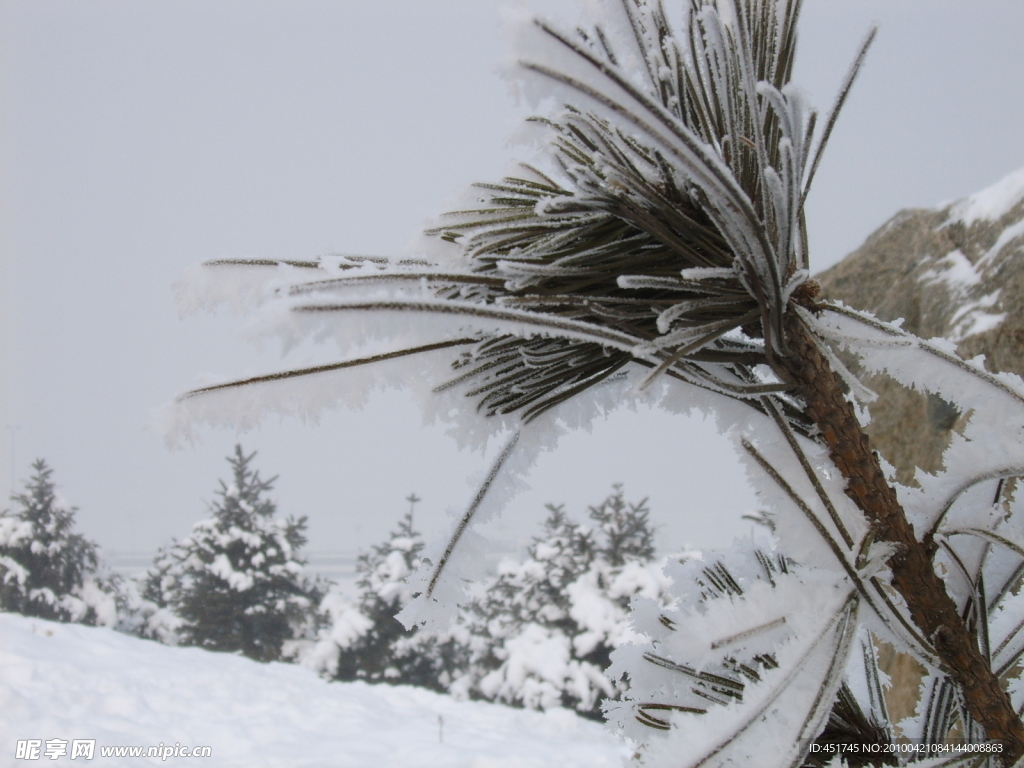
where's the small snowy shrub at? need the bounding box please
[299,499,468,691]
[465,487,668,718]
[0,459,118,626]
[141,445,318,661]
[171,0,1024,764]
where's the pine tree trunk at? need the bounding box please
[783,310,1024,764]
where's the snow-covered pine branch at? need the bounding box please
[168,0,1024,764]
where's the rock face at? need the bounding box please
[816,167,1024,483]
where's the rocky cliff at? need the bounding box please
[817,167,1024,483]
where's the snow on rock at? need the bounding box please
[820,164,1024,344]
[817,164,1024,482]
[947,165,1024,226]
[0,613,629,767]
[917,249,981,289]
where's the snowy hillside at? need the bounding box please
[0,613,630,767]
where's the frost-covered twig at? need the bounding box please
[818,302,1024,408]
[742,437,940,668]
[424,430,520,599]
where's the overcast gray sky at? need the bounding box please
[2,1,1023,562]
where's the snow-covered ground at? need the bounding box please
[0,613,630,767]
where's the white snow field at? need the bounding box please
[0,613,630,767]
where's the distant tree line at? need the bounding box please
[0,448,670,718]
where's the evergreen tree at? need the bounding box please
[335,500,426,683]
[142,445,317,661]
[589,484,655,567]
[0,459,117,625]
[475,503,594,644]
[465,487,664,718]
[577,485,659,673]
[304,495,467,691]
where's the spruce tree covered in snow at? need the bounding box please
[142,446,317,662]
[590,484,656,566]
[465,487,666,718]
[304,495,467,691]
[0,459,117,626]
[174,0,1024,763]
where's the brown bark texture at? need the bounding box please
[782,310,1024,765]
